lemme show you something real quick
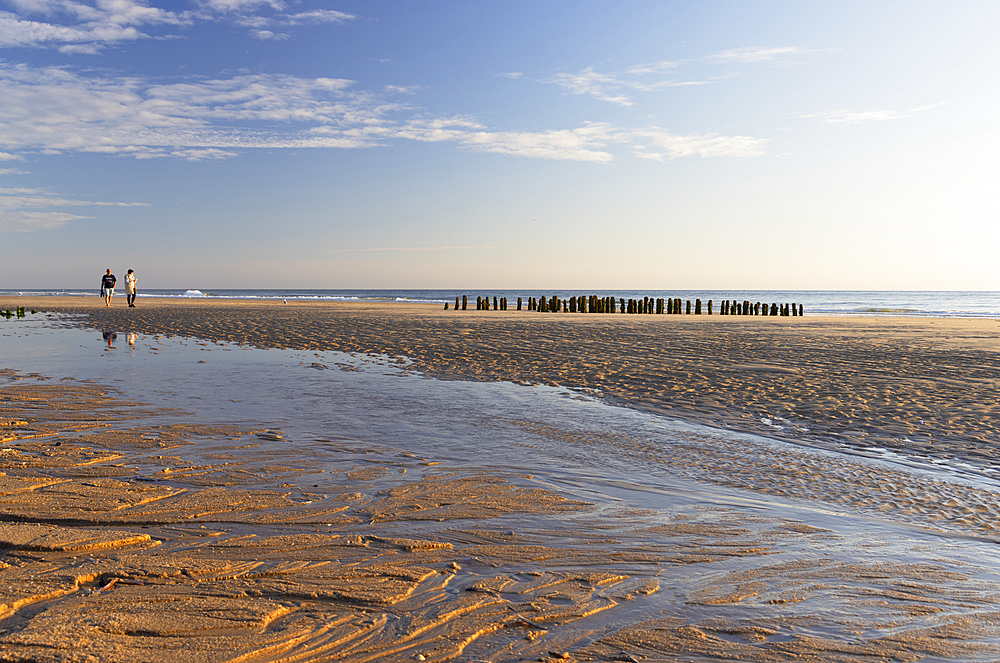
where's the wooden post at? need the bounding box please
[462,295,468,310]
[493,296,498,311]
[685,300,691,314]
[799,304,803,316]
[695,299,702,315]
[708,300,713,315]
[444,302,449,310]
[476,296,482,310]
[517,297,522,310]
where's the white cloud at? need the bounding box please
[800,109,906,124]
[0,63,767,170]
[710,46,807,64]
[549,67,635,106]
[199,0,284,11]
[630,127,767,159]
[0,1,184,51]
[250,28,286,40]
[0,1,354,51]
[0,151,22,160]
[496,71,522,79]
[625,60,679,74]
[457,124,616,162]
[384,84,421,95]
[285,10,353,25]
[546,64,711,106]
[0,185,145,232]
[799,104,943,125]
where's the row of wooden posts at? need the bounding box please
[445,295,803,317]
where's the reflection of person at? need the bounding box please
[125,269,137,307]
[127,333,137,347]
[102,330,117,348]
[101,269,116,307]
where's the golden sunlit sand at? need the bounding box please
[2,297,1000,661]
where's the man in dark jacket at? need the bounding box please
[101,269,116,307]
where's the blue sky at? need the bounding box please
[1,1,997,290]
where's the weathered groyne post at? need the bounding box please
[707,300,713,315]
[455,297,460,310]
[462,295,468,310]
[695,299,702,314]
[517,297,522,310]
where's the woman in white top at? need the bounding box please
[125,269,137,307]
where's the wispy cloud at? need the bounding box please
[800,104,945,125]
[547,65,709,107]
[0,1,186,52]
[0,63,767,168]
[385,84,421,95]
[496,71,522,80]
[284,10,353,25]
[0,185,145,232]
[709,46,808,64]
[549,67,636,106]
[0,0,355,52]
[630,128,767,161]
[625,60,679,75]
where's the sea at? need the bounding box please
[3,288,1000,318]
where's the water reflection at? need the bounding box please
[101,329,117,348]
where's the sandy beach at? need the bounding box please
[13,296,1000,464]
[2,297,1000,661]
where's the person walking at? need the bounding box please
[101,269,116,307]
[125,269,137,307]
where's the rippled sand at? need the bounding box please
[15,296,1000,465]
[2,298,1000,661]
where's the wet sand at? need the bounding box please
[12,296,1000,465]
[2,297,1000,661]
